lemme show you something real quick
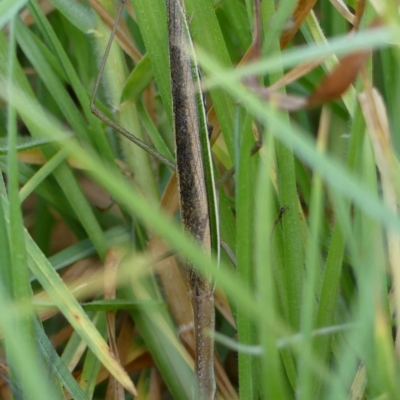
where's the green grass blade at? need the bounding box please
[18,149,68,202]
[130,0,172,126]
[0,280,61,400]
[0,0,28,29]
[4,19,37,398]
[91,9,158,202]
[136,101,174,162]
[79,313,106,398]
[14,18,92,144]
[312,102,366,395]
[263,0,305,333]
[24,230,136,394]
[235,109,258,399]
[185,0,236,159]
[47,0,95,33]
[298,107,330,399]
[121,54,153,102]
[0,136,66,154]
[255,133,288,399]
[34,319,88,400]
[27,1,114,162]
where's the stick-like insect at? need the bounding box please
[90,1,220,398]
[167,1,219,398]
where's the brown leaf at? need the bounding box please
[354,0,366,30]
[268,57,327,93]
[330,0,356,25]
[148,369,163,400]
[148,174,196,351]
[307,50,371,108]
[76,337,149,386]
[280,0,318,49]
[244,49,370,111]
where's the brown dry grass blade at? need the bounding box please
[49,326,74,348]
[349,364,367,399]
[245,44,371,111]
[0,362,11,400]
[280,0,318,49]
[247,48,370,111]
[148,369,163,400]
[268,57,326,93]
[75,349,153,389]
[148,173,195,351]
[330,0,356,25]
[358,82,400,354]
[33,257,104,323]
[215,289,235,328]
[246,84,309,111]
[354,0,366,30]
[241,0,371,111]
[17,148,46,165]
[87,0,141,61]
[243,0,311,111]
[307,50,371,108]
[214,353,239,400]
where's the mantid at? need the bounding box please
[90,0,220,398]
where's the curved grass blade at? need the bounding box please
[24,229,137,395]
[34,319,89,400]
[0,279,61,400]
[47,0,95,34]
[0,0,28,29]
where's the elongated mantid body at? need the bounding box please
[167,0,219,398]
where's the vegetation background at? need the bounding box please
[0,0,400,399]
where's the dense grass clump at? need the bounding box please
[1,1,400,399]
